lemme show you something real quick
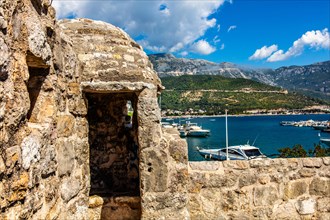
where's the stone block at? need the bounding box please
[169,138,188,164]
[37,96,55,122]
[188,172,206,193]
[295,198,316,215]
[12,172,29,191]
[284,180,308,200]
[322,157,330,165]
[123,54,135,62]
[75,117,88,139]
[309,177,330,196]
[141,150,168,192]
[56,114,75,137]
[317,212,330,220]
[21,134,41,170]
[317,197,330,212]
[250,159,271,168]
[207,172,238,188]
[56,138,75,177]
[8,190,27,203]
[239,172,257,187]
[302,158,323,168]
[0,156,6,175]
[60,177,81,202]
[89,195,104,208]
[258,174,271,185]
[299,168,316,177]
[101,196,141,220]
[67,82,80,96]
[272,202,300,219]
[68,97,87,116]
[253,185,278,206]
[189,161,222,171]
[252,207,272,219]
[223,160,249,170]
[40,144,56,178]
[5,145,21,169]
[222,190,241,212]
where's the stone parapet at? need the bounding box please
[188,157,330,219]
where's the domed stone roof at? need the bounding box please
[58,18,161,88]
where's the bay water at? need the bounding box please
[164,114,330,161]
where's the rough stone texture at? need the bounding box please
[189,158,330,219]
[58,19,161,87]
[1,1,329,220]
[0,1,188,219]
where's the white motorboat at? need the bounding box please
[185,122,210,137]
[197,144,267,161]
[161,122,173,128]
[197,109,266,161]
[320,138,330,147]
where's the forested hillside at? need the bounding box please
[161,75,326,115]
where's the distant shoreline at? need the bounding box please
[163,112,330,119]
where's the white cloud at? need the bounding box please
[227,25,237,32]
[249,45,278,60]
[180,51,188,56]
[220,43,225,50]
[217,24,221,32]
[267,28,330,62]
[53,0,225,54]
[213,36,221,44]
[191,40,216,55]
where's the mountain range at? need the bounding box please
[149,54,330,101]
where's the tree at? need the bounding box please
[278,143,330,158]
[278,144,307,158]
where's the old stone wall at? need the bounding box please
[1,1,189,219]
[188,158,330,219]
[0,0,91,219]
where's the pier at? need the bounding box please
[280,120,329,130]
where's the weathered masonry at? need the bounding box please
[187,157,330,220]
[0,1,329,220]
[0,1,188,219]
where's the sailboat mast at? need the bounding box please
[225,109,229,160]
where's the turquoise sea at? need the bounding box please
[163,114,330,161]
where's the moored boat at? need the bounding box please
[197,109,266,161]
[197,144,267,161]
[185,122,210,137]
[320,138,330,147]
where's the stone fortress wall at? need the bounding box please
[0,0,188,219]
[188,158,330,219]
[0,0,329,219]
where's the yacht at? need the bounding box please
[197,109,266,161]
[197,144,267,161]
[320,138,330,147]
[185,122,210,137]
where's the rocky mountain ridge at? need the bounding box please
[148,53,276,86]
[149,53,330,101]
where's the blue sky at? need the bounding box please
[54,0,330,69]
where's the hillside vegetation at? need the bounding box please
[150,54,330,102]
[160,75,326,115]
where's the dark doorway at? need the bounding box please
[86,92,140,197]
